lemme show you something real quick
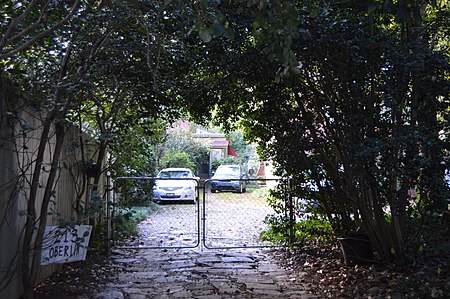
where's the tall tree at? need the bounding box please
[178,0,450,262]
[0,1,187,297]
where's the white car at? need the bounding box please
[153,168,198,203]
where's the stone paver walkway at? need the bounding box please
[96,248,316,299]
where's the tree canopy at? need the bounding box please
[174,0,450,263]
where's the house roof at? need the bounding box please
[172,120,239,157]
[210,140,239,157]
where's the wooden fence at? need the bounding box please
[0,100,106,298]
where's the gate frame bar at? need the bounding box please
[111,176,201,250]
[201,178,290,249]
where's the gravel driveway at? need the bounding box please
[117,187,275,249]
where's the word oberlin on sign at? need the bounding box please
[40,225,92,265]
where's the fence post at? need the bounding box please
[288,178,295,246]
[105,171,112,253]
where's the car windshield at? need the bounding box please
[158,170,191,178]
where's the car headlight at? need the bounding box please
[183,185,193,190]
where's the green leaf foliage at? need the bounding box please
[175,1,450,263]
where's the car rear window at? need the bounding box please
[159,171,191,178]
[216,166,240,175]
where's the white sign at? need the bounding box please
[40,225,92,265]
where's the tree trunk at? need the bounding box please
[21,115,67,299]
[20,114,55,298]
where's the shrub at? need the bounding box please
[114,205,157,240]
[162,152,195,169]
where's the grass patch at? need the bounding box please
[261,216,334,246]
[251,187,271,199]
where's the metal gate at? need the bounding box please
[109,177,289,250]
[201,178,281,249]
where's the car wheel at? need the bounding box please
[237,184,243,193]
[211,188,216,193]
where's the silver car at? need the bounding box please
[153,168,198,203]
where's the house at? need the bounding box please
[171,121,238,179]
[193,127,238,179]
